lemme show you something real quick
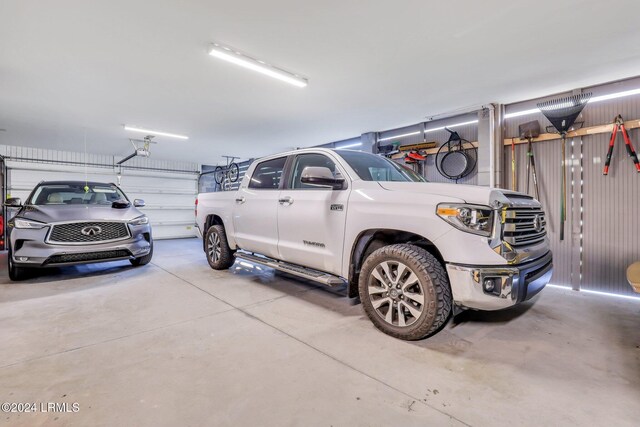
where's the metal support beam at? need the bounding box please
[476,104,504,187]
[360,132,378,154]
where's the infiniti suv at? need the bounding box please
[5,181,153,280]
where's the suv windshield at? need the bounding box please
[28,183,127,206]
[338,150,426,182]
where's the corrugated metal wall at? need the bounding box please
[503,78,640,295]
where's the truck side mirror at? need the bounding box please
[5,197,22,207]
[300,166,345,190]
[133,199,146,207]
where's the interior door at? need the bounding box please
[277,153,350,275]
[232,156,287,259]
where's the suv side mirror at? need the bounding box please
[300,166,345,190]
[5,197,22,207]
[133,199,146,208]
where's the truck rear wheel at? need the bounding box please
[205,225,235,270]
[358,244,452,340]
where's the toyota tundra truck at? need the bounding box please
[195,148,553,340]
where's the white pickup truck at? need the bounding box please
[195,148,553,340]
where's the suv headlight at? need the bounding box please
[12,218,47,229]
[436,204,494,237]
[129,215,149,226]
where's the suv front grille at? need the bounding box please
[503,208,547,247]
[45,250,132,265]
[48,222,130,244]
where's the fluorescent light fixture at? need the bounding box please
[546,284,640,301]
[208,43,308,88]
[124,126,188,140]
[505,87,640,119]
[378,120,478,142]
[336,142,363,149]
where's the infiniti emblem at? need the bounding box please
[81,225,102,236]
[532,215,543,233]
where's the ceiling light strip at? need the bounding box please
[378,119,479,142]
[124,126,189,139]
[504,87,640,119]
[209,43,308,88]
[424,119,479,134]
[336,142,363,149]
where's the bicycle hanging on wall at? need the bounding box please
[214,156,240,191]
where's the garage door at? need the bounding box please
[2,147,200,240]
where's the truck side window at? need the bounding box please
[248,157,287,190]
[290,154,338,190]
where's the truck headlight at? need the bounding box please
[436,204,494,237]
[12,218,47,229]
[129,215,149,226]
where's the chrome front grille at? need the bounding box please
[48,222,130,245]
[503,208,547,247]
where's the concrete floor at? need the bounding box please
[0,238,639,426]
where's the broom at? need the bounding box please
[537,93,591,241]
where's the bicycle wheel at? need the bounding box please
[214,166,225,184]
[228,162,240,183]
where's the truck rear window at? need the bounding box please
[248,157,287,189]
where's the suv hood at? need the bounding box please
[16,204,143,224]
[377,182,524,205]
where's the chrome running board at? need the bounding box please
[234,252,345,287]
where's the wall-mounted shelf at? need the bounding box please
[504,118,640,145]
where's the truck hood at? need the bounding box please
[16,204,143,223]
[377,181,523,205]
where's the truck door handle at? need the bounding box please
[235,196,245,204]
[278,196,294,205]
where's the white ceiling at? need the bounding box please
[2,0,640,165]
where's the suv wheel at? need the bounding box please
[205,224,235,270]
[359,244,452,340]
[8,247,28,281]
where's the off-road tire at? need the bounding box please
[205,224,235,270]
[130,241,153,266]
[358,244,452,340]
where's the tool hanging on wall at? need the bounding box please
[603,114,640,175]
[518,121,541,200]
[510,136,516,191]
[435,128,477,182]
[537,93,591,241]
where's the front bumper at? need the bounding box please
[446,251,553,311]
[9,224,152,268]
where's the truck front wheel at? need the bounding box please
[358,244,452,340]
[205,225,235,270]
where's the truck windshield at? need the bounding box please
[28,183,127,205]
[337,150,426,182]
